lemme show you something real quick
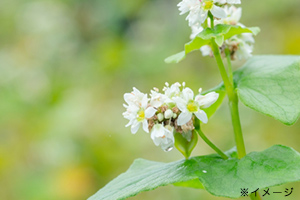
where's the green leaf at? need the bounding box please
[165,25,260,64]
[164,51,186,64]
[174,130,198,159]
[88,145,300,200]
[215,35,224,47]
[235,55,300,125]
[185,25,260,54]
[173,178,204,189]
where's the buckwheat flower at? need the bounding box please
[164,109,174,119]
[124,87,146,107]
[123,89,157,134]
[190,25,203,39]
[226,33,254,60]
[150,124,175,151]
[200,45,213,56]
[163,82,182,103]
[215,5,242,26]
[178,0,227,27]
[177,0,198,15]
[150,89,167,108]
[174,88,219,125]
[190,6,255,60]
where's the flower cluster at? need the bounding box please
[178,0,240,28]
[178,0,255,60]
[123,82,219,151]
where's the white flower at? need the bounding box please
[163,82,182,103]
[200,45,212,56]
[123,89,157,134]
[178,0,198,15]
[124,87,146,107]
[190,25,203,39]
[164,109,174,119]
[151,124,174,151]
[190,6,255,60]
[174,88,219,125]
[226,33,254,60]
[178,0,227,27]
[215,6,242,26]
[150,89,167,108]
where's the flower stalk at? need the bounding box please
[195,128,228,160]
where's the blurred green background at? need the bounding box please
[0,0,299,199]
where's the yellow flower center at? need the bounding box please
[203,1,213,10]
[137,109,145,122]
[187,101,198,112]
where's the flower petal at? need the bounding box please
[231,7,242,22]
[195,110,208,123]
[214,0,226,4]
[131,121,140,134]
[199,9,208,24]
[145,107,157,118]
[196,92,219,108]
[182,87,194,101]
[142,120,149,133]
[141,94,149,108]
[173,97,187,112]
[211,5,226,19]
[177,112,192,126]
[125,119,133,127]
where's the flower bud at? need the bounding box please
[157,113,164,122]
[164,109,173,119]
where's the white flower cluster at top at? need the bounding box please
[178,0,255,60]
[123,82,219,151]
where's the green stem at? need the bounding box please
[225,48,233,85]
[195,129,228,160]
[208,12,214,28]
[229,92,246,159]
[210,40,234,96]
[211,40,246,159]
[211,38,263,199]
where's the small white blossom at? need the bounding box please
[200,45,213,56]
[123,83,219,152]
[123,89,156,134]
[164,109,174,119]
[190,25,203,39]
[150,89,167,108]
[163,82,181,103]
[123,87,146,107]
[178,0,227,27]
[174,88,219,125]
[215,5,242,26]
[150,124,174,151]
[226,33,254,60]
[157,113,164,122]
[190,6,255,60]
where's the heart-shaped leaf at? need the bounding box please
[88,145,300,200]
[235,55,300,125]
